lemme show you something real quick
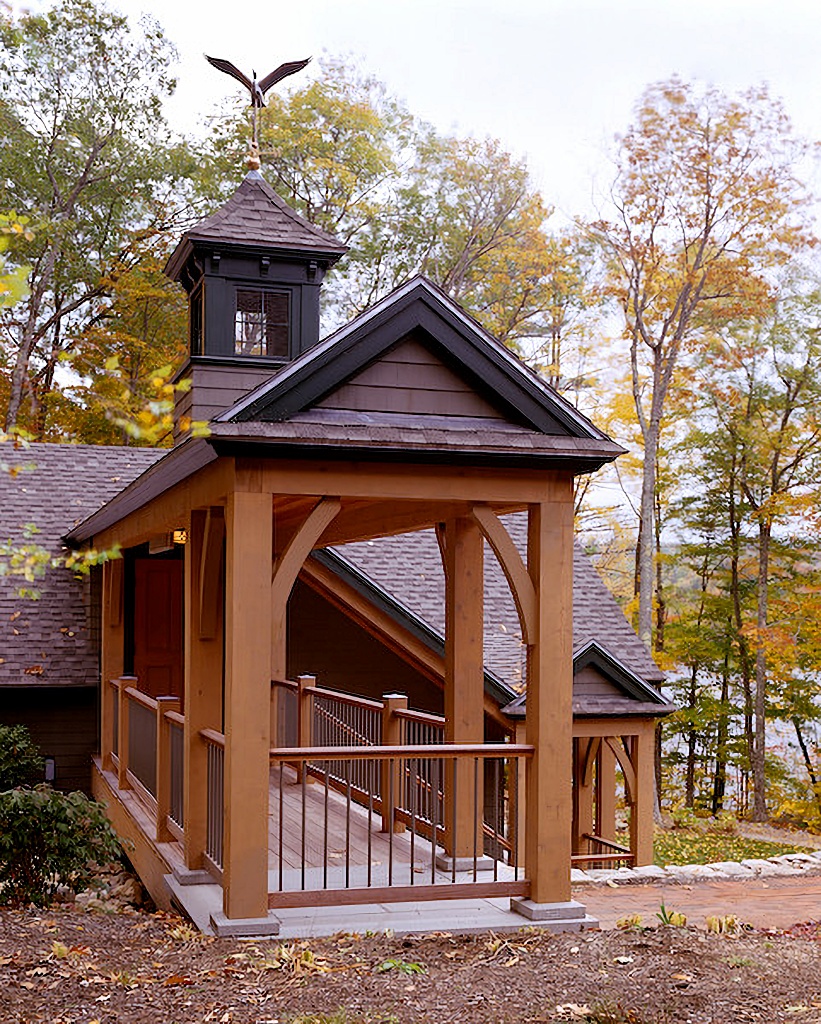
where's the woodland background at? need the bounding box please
[2,0,821,829]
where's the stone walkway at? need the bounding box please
[575,848,821,930]
[581,871,821,930]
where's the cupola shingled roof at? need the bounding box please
[165,171,348,279]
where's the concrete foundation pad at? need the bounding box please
[209,910,281,938]
[173,867,216,887]
[510,897,595,932]
[434,854,497,873]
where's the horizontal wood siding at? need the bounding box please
[0,687,98,793]
[317,336,505,419]
[573,665,625,698]
[287,580,444,715]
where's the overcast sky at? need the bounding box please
[28,0,817,222]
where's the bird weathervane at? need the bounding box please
[205,54,311,166]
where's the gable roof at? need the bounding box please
[165,172,348,280]
[0,442,161,688]
[219,277,614,439]
[204,277,623,473]
[502,640,674,719]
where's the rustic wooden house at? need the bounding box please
[0,169,670,936]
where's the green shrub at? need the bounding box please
[0,724,44,788]
[0,785,122,907]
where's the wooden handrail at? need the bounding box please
[582,832,631,855]
[271,677,299,692]
[305,684,383,712]
[164,710,185,727]
[572,852,635,864]
[124,686,159,712]
[271,743,533,761]
[394,707,446,727]
[200,727,226,748]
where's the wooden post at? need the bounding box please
[155,695,181,843]
[184,509,225,872]
[223,490,273,921]
[443,517,484,861]
[117,676,137,790]
[380,693,407,833]
[572,737,595,856]
[101,559,125,770]
[630,725,655,866]
[524,488,574,906]
[596,739,617,844]
[295,674,315,783]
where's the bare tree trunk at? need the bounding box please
[711,641,730,815]
[751,521,770,821]
[792,717,821,814]
[685,668,698,808]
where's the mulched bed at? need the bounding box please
[2,905,821,1023]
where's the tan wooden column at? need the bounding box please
[524,488,574,905]
[630,724,655,867]
[223,491,273,920]
[595,739,617,844]
[183,509,225,872]
[572,737,595,856]
[100,558,125,769]
[443,516,484,861]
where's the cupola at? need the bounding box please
[165,167,348,435]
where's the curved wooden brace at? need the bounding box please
[471,504,537,644]
[271,498,341,675]
[604,735,636,806]
[272,498,342,613]
[581,736,602,788]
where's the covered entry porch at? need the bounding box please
[84,449,591,935]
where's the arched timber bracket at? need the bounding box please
[271,497,342,613]
[199,507,225,640]
[581,736,602,788]
[270,498,342,675]
[471,505,537,644]
[604,735,636,806]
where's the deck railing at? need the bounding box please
[167,712,185,832]
[202,728,225,871]
[128,693,157,797]
[576,833,634,867]
[106,678,183,844]
[268,743,532,909]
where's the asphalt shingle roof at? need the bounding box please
[179,174,348,255]
[2,444,661,701]
[0,442,161,687]
[335,513,663,691]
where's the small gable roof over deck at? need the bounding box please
[68,277,623,545]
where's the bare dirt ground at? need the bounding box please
[2,904,820,1024]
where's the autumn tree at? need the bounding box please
[591,77,815,649]
[0,0,194,435]
[55,245,188,445]
[663,276,821,820]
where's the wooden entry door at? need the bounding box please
[133,558,184,701]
